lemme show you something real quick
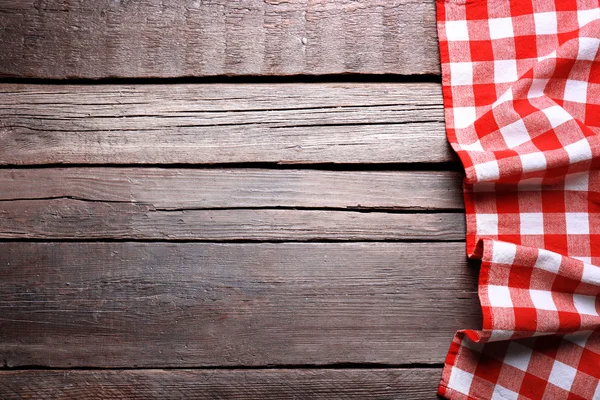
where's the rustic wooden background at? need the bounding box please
[0,0,481,398]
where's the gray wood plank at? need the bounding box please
[0,0,439,79]
[0,200,465,240]
[0,83,450,165]
[0,242,479,368]
[0,168,464,210]
[0,369,442,399]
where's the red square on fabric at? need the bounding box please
[520,372,549,399]
[470,41,494,62]
[577,348,600,379]
[509,0,534,16]
[472,84,498,107]
[585,104,600,127]
[513,307,538,331]
[508,266,533,289]
[466,1,488,21]
[541,191,566,213]
[514,35,538,60]
[589,62,600,84]
[555,0,578,11]
[473,352,504,383]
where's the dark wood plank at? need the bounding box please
[0,369,442,399]
[0,242,480,368]
[0,168,464,210]
[0,200,465,240]
[0,1,439,79]
[0,83,450,165]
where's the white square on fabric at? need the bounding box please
[564,80,588,103]
[500,119,530,148]
[573,256,593,264]
[477,213,499,236]
[492,241,517,265]
[503,342,532,371]
[488,17,514,39]
[491,385,519,400]
[488,285,513,308]
[582,262,600,286]
[573,294,599,316]
[578,37,600,61]
[494,59,519,83]
[534,12,558,35]
[564,172,589,191]
[577,8,600,28]
[489,330,514,341]
[566,212,589,234]
[448,367,474,395]
[564,331,592,348]
[542,105,572,128]
[565,139,593,163]
[520,152,547,172]
[453,107,477,129]
[446,20,470,41]
[534,249,562,274]
[461,140,484,151]
[520,213,544,235]
[494,88,513,107]
[474,160,500,181]
[450,62,474,86]
[528,79,549,99]
[529,290,557,311]
[548,361,577,391]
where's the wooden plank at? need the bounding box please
[0,369,442,399]
[0,242,480,368]
[0,200,465,240]
[0,83,450,165]
[0,1,439,79]
[0,168,464,210]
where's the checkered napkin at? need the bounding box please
[435,0,600,398]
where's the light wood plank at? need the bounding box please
[0,369,442,399]
[0,199,465,240]
[0,83,450,165]
[0,168,464,210]
[0,0,439,79]
[0,242,479,368]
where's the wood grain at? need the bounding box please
[0,83,450,165]
[0,0,439,79]
[0,199,465,240]
[0,242,479,368]
[0,168,464,210]
[0,369,442,399]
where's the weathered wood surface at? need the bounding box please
[0,200,465,240]
[0,369,442,399]
[0,168,464,210]
[0,0,439,79]
[0,83,449,165]
[0,242,479,368]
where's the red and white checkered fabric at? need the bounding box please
[436,0,600,398]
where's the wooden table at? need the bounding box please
[0,1,481,398]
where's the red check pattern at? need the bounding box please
[436,0,600,398]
